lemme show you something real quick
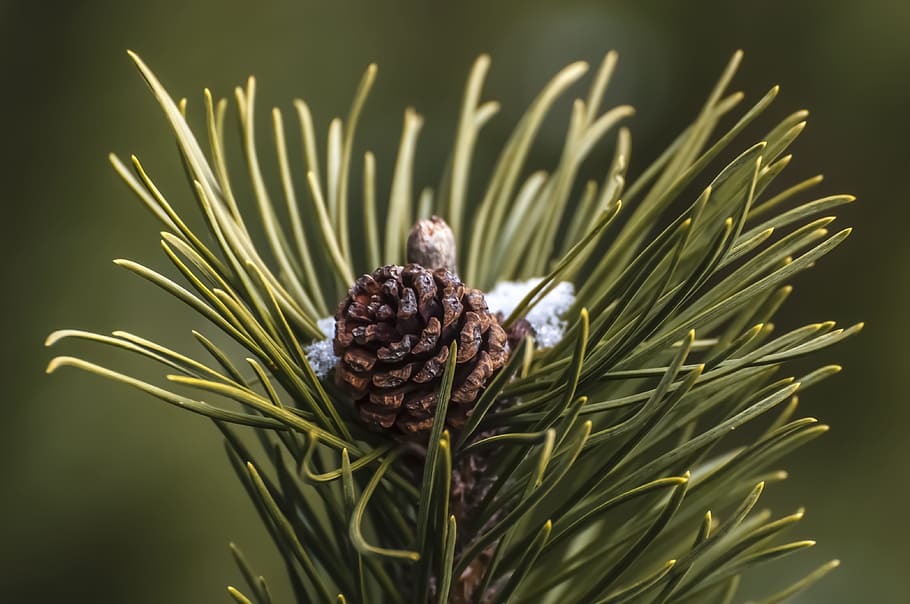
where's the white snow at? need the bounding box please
[304,316,340,380]
[485,278,576,349]
[303,278,576,379]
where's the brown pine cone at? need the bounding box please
[333,264,509,435]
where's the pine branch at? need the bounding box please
[47,49,858,603]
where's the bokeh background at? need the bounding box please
[2,0,906,602]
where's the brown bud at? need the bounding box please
[407,216,457,272]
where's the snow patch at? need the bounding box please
[485,279,576,349]
[304,316,339,380]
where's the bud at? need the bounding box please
[407,215,457,272]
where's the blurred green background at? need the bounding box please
[2,0,906,602]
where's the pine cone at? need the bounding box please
[333,264,509,435]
